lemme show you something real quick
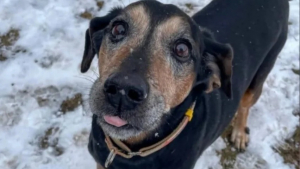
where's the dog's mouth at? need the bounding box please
[91,101,166,140]
[95,112,146,140]
[89,79,167,140]
[101,115,142,133]
[103,115,128,127]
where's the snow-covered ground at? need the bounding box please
[0,0,299,169]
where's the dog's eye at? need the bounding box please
[111,22,127,41]
[174,42,190,60]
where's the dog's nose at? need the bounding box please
[103,73,149,110]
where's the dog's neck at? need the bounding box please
[121,92,198,151]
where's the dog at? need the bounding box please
[80,0,289,168]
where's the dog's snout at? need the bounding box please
[104,73,149,110]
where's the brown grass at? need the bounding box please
[219,125,238,169]
[39,127,64,156]
[0,53,7,61]
[60,93,82,113]
[80,11,93,20]
[0,29,19,47]
[97,1,104,10]
[185,3,195,10]
[0,29,20,61]
[292,68,300,75]
[273,125,300,169]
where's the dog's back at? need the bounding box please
[193,0,289,151]
[193,0,289,92]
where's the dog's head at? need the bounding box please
[81,0,233,140]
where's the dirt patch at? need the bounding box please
[179,3,198,15]
[292,68,300,75]
[218,146,238,169]
[0,100,22,127]
[0,29,19,47]
[0,53,7,61]
[39,127,59,149]
[37,55,60,68]
[36,97,51,107]
[97,1,104,10]
[273,125,300,169]
[73,129,90,146]
[79,1,104,20]
[80,11,93,20]
[35,86,60,107]
[219,125,238,169]
[60,93,82,113]
[0,29,20,61]
[293,107,300,116]
[185,3,195,10]
[0,110,21,127]
[39,127,64,156]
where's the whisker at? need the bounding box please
[91,68,100,78]
[75,76,95,83]
[84,74,97,81]
[80,74,97,82]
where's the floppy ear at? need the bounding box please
[81,8,122,73]
[196,30,233,98]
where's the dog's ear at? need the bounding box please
[196,30,233,98]
[81,8,122,73]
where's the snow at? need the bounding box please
[0,0,299,169]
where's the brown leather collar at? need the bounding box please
[104,102,196,168]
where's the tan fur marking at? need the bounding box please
[158,17,185,34]
[124,132,148,145]
[231,88,262,150]
[171,74,195,107]
[205,58,221,93]
[98,4,150,81]
[231,91,252,150]
[205,74,221,93]
[98,44,131,82]
[240,90,255,107]
[149,16,195,109]
[154,16,187,45]
[126,4,149,33]
[149,54,175,110]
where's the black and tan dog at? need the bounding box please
[80,0,289,168]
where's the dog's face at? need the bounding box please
[81,1,233,140]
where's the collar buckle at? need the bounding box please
[105,149,116,168]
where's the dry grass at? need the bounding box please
[292,68,300,75]
[39,127,64,156]
[80,11,93,20]
[0,53,7,61]
[79,1,105,19]
[0,29,19,47]
[219,125,238,169]
[185,3,195,10]
[0,29,20,61]
[97,1,104,10]
[60,93,82,113]
[273,125,300,169]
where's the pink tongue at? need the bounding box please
[104,115,128,127]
